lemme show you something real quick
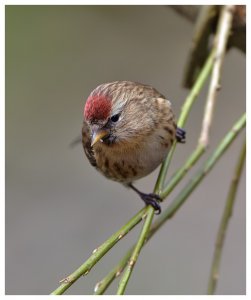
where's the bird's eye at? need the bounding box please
[110,114,120,122]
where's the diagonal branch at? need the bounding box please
[162,3,234,198]
[154,50,214,194]
[51,30,215,296]
[116,206,154,294]
[51,208,145,295]
[94,113,246,294]
[51,6,239,295]
[94,246,133,294]
[114,6,235,294]
[115,50,215,294]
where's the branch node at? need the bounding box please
[118,233,124,240]
[199,137,210,149]
[216,83,222,91]
[59,276,72,284]
[128,259,136,268]
[116,269,123,277]
[141,213,147,220]
[92,248,98,254]
[213,273,219,280]
[94,281,102,293]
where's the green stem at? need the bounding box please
[161,4,234,197]
[93,113,245,294]
[94,247,133,295]
[94,49,221,295]
[161,144,205,198]
[160,4,234,197]
[178,51,214,129]
[155,114,245,226]
[117,205,155,294]
[154,141,177,194]
[51,7,235,292]
[94,145,204,295]
[52,39,216,296]
[207,139,246,294]
[154,50,214,193]
[51,207,145,295]
[114,50,215,294]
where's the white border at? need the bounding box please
[2,1,248,298]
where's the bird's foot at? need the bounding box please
[176,127,186,143]
[128,183,162,214]
[139,192,162,214]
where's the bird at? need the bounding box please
[82,81,185,214]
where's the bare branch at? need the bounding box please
[199,5,235,147]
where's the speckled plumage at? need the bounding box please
[82,81,176,184]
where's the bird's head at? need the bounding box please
[83,81,153,147]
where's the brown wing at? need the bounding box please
[82,121,97,167]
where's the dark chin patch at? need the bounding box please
[102,134,117,145]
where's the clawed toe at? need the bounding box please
[148,193,162,201]
[176,127,186,143]
[128,184,162,214]
[140,193,162,215]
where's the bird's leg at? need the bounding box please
[176,127,186,143]
[128,183,162,214]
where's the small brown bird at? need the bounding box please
[82,81,185,213]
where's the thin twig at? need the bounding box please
[51,35,215,295]
[116,206,154,294]
[199,5,235,147]
[94,246,133,295]
[93,113,246,294]
[114,50,216,294]
[154,50,215,194]
[182,5,218,88]
[51,207,145,295]
[161,52,218,197]
[161,144,205,198]
[51,7,236,294]
[115,50,213,294]
[160,114,245,218]
[162,51,222,196]
[73,35,215,295]
[207,139,246,294]
[162,6,235,205]
[115,8,235,292]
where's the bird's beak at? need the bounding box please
[91,129,109,147]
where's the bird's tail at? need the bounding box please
[69,135,82,148]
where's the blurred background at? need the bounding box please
[6,5,245,295]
